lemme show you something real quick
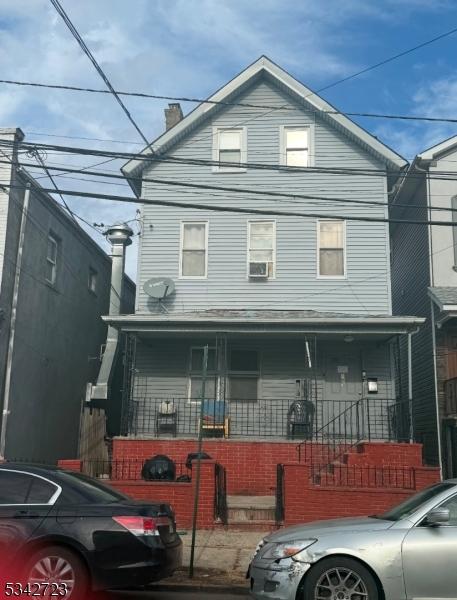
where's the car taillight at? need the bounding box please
[113,516,159,536]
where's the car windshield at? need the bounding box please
[379,482,456,521]
[57,471,130,503]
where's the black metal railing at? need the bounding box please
[297,398,411,464]
[215,463,228,525]
[82,458,191,482]
[310,464,415,490]
[275,463,285,524]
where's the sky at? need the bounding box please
[1,0,457,278]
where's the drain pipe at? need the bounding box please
[90,223,133,401]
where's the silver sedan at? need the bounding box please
[248,480,457,600]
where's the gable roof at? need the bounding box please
[418,134,457,161]
[122,56,407,196]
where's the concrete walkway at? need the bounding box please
[179,529,268,574]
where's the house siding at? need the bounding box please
[137,77,391,315]
[390,176,438,464]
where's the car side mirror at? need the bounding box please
[425,508,450,526]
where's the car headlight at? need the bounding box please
[260,539,317,560]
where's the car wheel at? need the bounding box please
[23,545,88,599]
[304,556,379,600]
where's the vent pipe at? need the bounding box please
[90,223,133,401]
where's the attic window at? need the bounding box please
[281,126,312,167]
[213,127,247,173]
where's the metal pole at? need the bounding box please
[189,345,208,578]
[407,332,413,443]
[0,184,31,459]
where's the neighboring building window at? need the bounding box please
[189,347,218,401]
[88,267,97,293]
[229,349,259,401]
[180,222,208,278]
[248,221,275,278]
[318,220,346,277]
[46,234,58,285]
[282,127,310,167]
[452,196,457,267]
[213,127,246,172]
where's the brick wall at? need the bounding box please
[112,438,425,495]
[112,438,300,495]
[109,460,216,529]
[282,463,441,525]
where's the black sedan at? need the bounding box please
[0,463,182,598]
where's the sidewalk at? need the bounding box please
[152,529,269,593]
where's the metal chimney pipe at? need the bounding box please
[90,223,133,401]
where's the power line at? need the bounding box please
[1,180,456,228]
[49,0,149,145]
[10,157,457,216]
[311,25,457,94]
[1,81,457,125]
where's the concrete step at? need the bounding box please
[227,495,276,523]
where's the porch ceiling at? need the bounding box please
[103,310,424,338]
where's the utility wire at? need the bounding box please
[4,138,457,182]
[1,83,457,124]
[49,0,149,145]
[0,181,456,228]
[8,157,457,216]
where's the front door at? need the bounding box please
[402,493,457,599]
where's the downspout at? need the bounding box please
[90,223,133,401]
[0,184,31,459]
[407,330,416,443]
[430,300,444,479]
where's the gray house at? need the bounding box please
[0,128,135,463]
[391,134,457,473]
[105,57,422,446]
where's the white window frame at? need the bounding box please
[280,125,314,168]
[247,220,276,280]
[187,346,220,404]
[46,233,58,286]
[212,127,247,173]
[316,219,347,279]
[179,221,209,279]
[228,347,261,402]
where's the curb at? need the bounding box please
[149,583,249,595]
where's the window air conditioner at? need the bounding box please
[249,262,268,278]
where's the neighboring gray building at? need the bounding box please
[105,57,423,447]
[0,128,135,463]
[391,134,457,472]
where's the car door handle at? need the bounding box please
[14,510,40,518]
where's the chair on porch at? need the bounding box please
[287,399,315,439]
[199,399,230,438]
[155,400,178,436]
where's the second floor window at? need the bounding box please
[180,222,208,278]
[318,220,345,277]
[283,127,309,167]
[213,127,246,172]
[46,234,58,285]
[248,221,275,278]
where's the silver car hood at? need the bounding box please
[266,517,393,542]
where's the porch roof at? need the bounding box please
[103,309,424,336]
[429,287,457,326]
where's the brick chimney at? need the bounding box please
[165,103,183,131]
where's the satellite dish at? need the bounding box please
[143,277,176,300]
